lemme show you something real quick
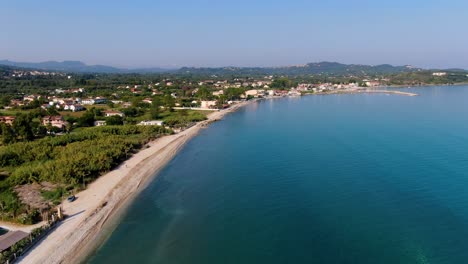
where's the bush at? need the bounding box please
[41,187,67,204]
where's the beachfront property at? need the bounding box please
[0,230,30,254]
[296,83,312,91]
[245,89,266,98]
[363,80,381,87]
[288,89,302,96]
[201,100,217,109]
[138,120,164,126]
[42,116,68,129]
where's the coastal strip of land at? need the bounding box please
[17,100,253,264]
[313,89,418,96]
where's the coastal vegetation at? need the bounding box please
[0,125,170,223]
[1,61,467,225]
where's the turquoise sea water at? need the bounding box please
[89,86,468,264]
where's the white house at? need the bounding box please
[82,97,107,105]
[212,90,224,96]
[245,90,258,96]
[64,104,84,112]
[103,110,125,117]
[201,100,217,109]
[81,98,95,105]
[138,120,164,126]
[94,120,106,126]
[432,72,447,76]
[245,89,265,97]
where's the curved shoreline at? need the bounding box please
[17,100,254,264]
[15,89,413,263]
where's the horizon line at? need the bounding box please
[0,59,454,70]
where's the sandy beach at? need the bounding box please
[17,101,252,264]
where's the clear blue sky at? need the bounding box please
[2,0,468,68]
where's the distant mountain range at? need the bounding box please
[178,62,422,76]
[1,60,465,76]
[0,60,170,74]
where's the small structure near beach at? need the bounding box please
[138,120,164,126]
[0,231,29,253]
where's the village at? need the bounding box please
[0,76,387,133]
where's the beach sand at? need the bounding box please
[18,101,252,264]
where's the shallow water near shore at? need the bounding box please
[88,86,468,264]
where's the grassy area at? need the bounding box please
[0,109,31,116]
[41,187,68,205]
[58,111,85,118]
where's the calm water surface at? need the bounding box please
[89,86,468,264]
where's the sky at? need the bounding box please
[2,0,468,69]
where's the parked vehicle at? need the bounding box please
[67,195,76,202]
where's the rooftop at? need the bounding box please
[0,230,29,252]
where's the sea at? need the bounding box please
[88,85,468,264]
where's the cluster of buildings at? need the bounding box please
[9,70,64,78]
[432,72,447,76]
[45,98,84,112]
[0,76,390,131]
[0,115,68,130]
[54,88,85,94]
[42,116,68,129]
[5,94,110,112]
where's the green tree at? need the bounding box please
[196,87,211,100]
[150,97,162,119]
[12,114,34,141]
[131,97,142,108]
[225,88,245,100]
[46,107,59,116]
[106,115,124,125]
[77,111,95,127]
[271,77,296,89]
[0,95,11,107]
[122,107,140,117]
[0,123,15,144]
[217,95,227,108]
[163,95,175,112]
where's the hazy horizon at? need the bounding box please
[3,0,468,69]
[0,58,451,70]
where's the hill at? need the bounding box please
[177,62,421,77]
[0,60,170,74]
